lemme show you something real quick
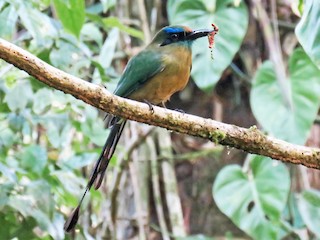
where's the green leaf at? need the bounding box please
[15,0,57,47]
[213,155,290,239]
[283,193,304,229]
[8,195,35,217]
[19,145,48,173]
[81,22,103,47]
[30,0,51,9]
[250,48,320,144]
[0,163,17,183]
[98,28,119,69]
[102,17,144,40]
[8,113,25,131]
[51,170,84,197]
[298,189,320,237]
[49,39,79,69]
[49,33,92,74]
[4,81,33,112]
[0,119,16,148]
[168,0,248,90]
[26,180,54,214]
[0,4,18,40]
[47,213,65,240]
[81,118,109,146]
[91,60,110,82]
[0,182,14,209]
[90,27,118,83]
[9,191,58,237]
[53,0,85,38]
[32,88,53,114]
[295,0,320,69]
[47,121,71,148]
[0,212,38,239]
[60,153,97,170]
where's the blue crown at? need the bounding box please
[164,27,184,34]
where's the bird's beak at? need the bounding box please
[186,29,216,40]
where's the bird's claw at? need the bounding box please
[174,108,185,114]
[99,83,107,89]
[144,99,154,113]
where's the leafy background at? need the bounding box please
[0,0,320,239]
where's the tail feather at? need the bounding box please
[64,117,127,232]
[93,119,126,189]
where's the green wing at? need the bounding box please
[114,49,165,97]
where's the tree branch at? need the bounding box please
[0,38,319,169]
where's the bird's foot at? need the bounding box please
[99,83,107,89]
[174,108,185,114]
[161,102,167,108]
[143,99,154,113]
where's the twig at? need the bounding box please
[157,128,186,237]
[148,137,170,240]
[129,158,147,240]
[0,38,320,169]
[137,0,151,43]
[230,62,251,84]
[159,145,222,162]
[110,125,154,222]
[299,165,311,190]
[252,0,292,109]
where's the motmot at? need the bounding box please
[64,25,216,231]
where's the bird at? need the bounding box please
[64,25,216,232]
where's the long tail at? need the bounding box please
[64,117,127,232]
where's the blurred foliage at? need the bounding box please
[0,0,320,239]
[0,0,112,238]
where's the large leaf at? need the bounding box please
[168,0,248,90]
[250,48,320,144]
[53,0,85,38]
[213,155,290,239]
[295,0,320,69]
[297,189,320,238]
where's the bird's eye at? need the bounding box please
[171,33,179,40]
